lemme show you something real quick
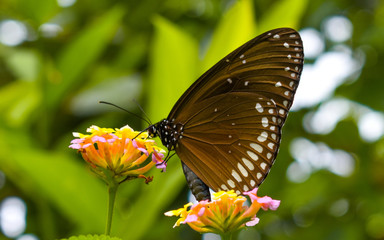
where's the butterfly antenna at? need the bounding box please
[132,127,150,140]
[132,99,153,125]
[99,101,151,125]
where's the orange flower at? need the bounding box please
[69,125,166,182]
[165,188,280,235]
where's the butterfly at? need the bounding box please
[147,28,304,201]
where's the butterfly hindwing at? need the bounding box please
[176,92,281,193]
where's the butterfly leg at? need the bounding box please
[182,162,211,201]
[156,151,177,172]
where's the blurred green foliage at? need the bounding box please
[0,0,384,239]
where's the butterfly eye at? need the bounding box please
[149,28,304,201]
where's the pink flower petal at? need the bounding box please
[70,139,84,144]
[243,187,259,202]
[133,140,149,155]
[245,217,260,226]
[183,214,198,223]
[257,196,280,211]
[92,136,106,142]
[198,207,205,216]
[69,144,81,149]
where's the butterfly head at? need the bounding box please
[147,124,158,138]
[147,119,185,151]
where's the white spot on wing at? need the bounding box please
[275,81,282,87]
[283,42,289,48]
[250,143,263,153]
[232,170,242,182]
[239,54,244,59]
[273,34,280,39]
[244,81,249,86]
[257,172,262,179]
[242,158,255,170]
[287,54,292,59]
[260,162,267,170]
[271,133,277,140]
[255,103,264,113]
[262,117,269,127]
[242,60,246,64]
[268,142,275,150]
[257,131,268,142]
[247,151,259,161]
[237,163,249,177]
[250,180,256,187]
[267,153,272,159]
[243,185,249,191]
[285,67,290,71]
[227,180,235,188]
[221,184,229,190]
[284,91,290,96]
[227,78,232,84]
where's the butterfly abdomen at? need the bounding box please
[182,162,211,201]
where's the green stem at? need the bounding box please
[220,232,233,240]
[105,179,119,235]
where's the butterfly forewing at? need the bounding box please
[168,28,303,125]
[153,28,303,196]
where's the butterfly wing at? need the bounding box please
[169,28,303,129]
[176,92,281,193]
[168,28,304,194]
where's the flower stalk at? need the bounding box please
[105,173,119,235]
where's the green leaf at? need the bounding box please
[258,0,308,33]
[0,129,108,234]
[47,6,125,109]
[5,49,41,81]
[13,0,59,24]
[202,0,256,71]
[5,83,41,127]
[148,15,199,121]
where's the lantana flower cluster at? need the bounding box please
[69,125,166,182]
[165,188,280,235]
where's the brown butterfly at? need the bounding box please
[148,28,304,201]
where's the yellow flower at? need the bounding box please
[165,188,280,235]
[69,125,166,182]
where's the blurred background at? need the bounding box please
[0,0,383,239]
